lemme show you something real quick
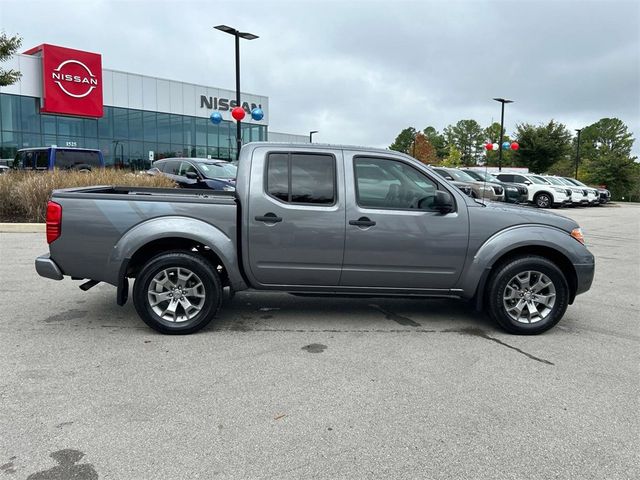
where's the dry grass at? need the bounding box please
[0,170,176,223]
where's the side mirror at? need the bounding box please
[433,190,454,214]
[185,171,199,180]
[524,180,532,185]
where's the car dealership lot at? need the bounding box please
[1,204,638,479]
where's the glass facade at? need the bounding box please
[0,93,268,168]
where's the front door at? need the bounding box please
[247,148,345,286]
[341,153,469,290]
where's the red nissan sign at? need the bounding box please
[24,44,103,118]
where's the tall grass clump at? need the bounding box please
[0,170,176,222]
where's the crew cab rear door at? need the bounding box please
[246,147,345,286]
[341,151,469,290]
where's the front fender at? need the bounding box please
[105,216,246,290]
[457,224,594,299]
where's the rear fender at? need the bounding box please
[106,216,246,291]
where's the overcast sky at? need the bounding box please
[1,0,639,154]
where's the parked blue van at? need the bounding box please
[13,147,105,171]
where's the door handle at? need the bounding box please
[255,213,283,223]
[349,217,376,227]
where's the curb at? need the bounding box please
[0,223,45,233]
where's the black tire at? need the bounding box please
[133,251,222,334]
[534,192,552,208]
[486,255,569,335]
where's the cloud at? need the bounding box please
[2,0,638,153]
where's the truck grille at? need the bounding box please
[566,189,572,196]
[518,186,527,194]
[582,189,588,196]
[492,186,504,195]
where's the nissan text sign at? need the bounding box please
[24,44,103,118]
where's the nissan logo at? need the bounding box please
[51,59,99,98]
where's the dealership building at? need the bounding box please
[0,43,307,167]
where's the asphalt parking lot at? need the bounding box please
[1,204,638,479]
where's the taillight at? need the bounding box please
[46,201,62,244]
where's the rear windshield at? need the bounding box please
[54,150,102,170]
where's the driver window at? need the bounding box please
[354,157,438,210]
[178,162,198,177]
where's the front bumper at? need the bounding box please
[35,254,63,280]
[574,261,595,297]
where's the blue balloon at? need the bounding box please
[502,141,511,150]
[210,112,222,124]
[251,107,264,121]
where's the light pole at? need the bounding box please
[574,129,582,179]
[214,25,259,161]
[493,97,513,171]
[309,130,318,143]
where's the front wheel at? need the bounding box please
[486,255,569,334]
[534,193,552,208]
[133,251,222,334]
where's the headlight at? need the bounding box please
[506,186,517,192]
[553,187,566,193]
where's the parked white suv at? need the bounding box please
[494,173,571,208]
[532,175,588,206]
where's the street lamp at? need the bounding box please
[493,97,513,171]
[309,130,318,143]
[575,128,582,179]
[214,25,259,160]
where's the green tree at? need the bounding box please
[579,118,637,199]
[441,145,462,167]
[514,120,571,173]
[443,119,484,166]
[389,127,417,154]
[0,32,22,86]
[422,126,447,160]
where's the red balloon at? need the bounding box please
[510,142,520,151]
[231,106,246,121]
[485,143,494,150]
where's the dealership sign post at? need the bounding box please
[23,44,104,118]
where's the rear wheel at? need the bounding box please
[534,192,552,208]
[487,255,569,334]
[133,251,222,334]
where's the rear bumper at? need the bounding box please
[35,254,63,280]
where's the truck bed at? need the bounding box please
[52,185,237,204]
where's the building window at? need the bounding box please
[129,110,143,141]
[113,108,128,139]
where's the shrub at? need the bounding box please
[0,170,176,222]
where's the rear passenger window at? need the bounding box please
[163,160,181,175]
[266,152,335,205]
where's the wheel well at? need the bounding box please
[476,245,578,309]
[126,237,230,287]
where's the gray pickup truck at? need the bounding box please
[36,142,595,335]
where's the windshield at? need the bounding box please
[538,176,564,186]
[565,177,586,187]
[443,169,476,182]
[197,162,237,179]
[465,170,497,183]
[528,175,550,185]
[554,177,575,186]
